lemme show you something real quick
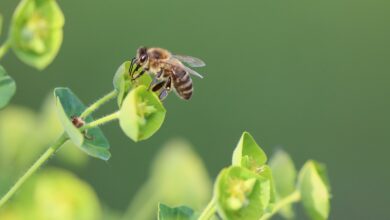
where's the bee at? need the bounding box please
[129,47,206,100]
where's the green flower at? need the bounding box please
[10,0,64,69]
[119,85,166,142]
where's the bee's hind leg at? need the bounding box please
[159,89,169,100]
[150,80,166,92]
[149,78,170,100]
[147,70,164,90]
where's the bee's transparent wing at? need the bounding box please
[163,59,204,79]
[182,66,204,79]
[173,55,206,67]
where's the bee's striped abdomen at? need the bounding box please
[174,71,193,100]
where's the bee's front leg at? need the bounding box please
[129,57,137,77]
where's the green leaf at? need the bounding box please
[269,149,297,218]
[0,66,16,109]
[113,61,152,107]
[10,0,65,69]
[298,160,330,220]
[215,166,271,220]
[232,132,267,172]
[158,204,197,220]
[119,85,166,142]
[54,87,111,160]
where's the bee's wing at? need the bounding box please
[182,65,204,79]
[172,55,206,67]
[163,59,204,79]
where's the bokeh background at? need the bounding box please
[1,0,389,219]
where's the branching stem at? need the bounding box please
[80,90,118,118]
[81,111,120,130]
[0,89,119,209]
[0,133,68,208]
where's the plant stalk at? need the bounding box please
[0,133,68,208]
[0,90,119,209]
[80,90,118,118]
[81,111,120,130]
[198,197,217,220]
[259,190,301,220]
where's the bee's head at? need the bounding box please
[136,46,149,65]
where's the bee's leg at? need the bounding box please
[147,70,164,90]
[129,57,137,76]
[159,89,169,100]
[151,80,166,92]
[131,69,145,81]
[166,77,172,91]
[157,79,171,100]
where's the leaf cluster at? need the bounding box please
[159,132,331,220]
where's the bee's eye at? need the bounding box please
[140,55,147,63]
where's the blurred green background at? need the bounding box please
[1,0,389,219]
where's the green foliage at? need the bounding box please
[269,150,297,219]
[232,132,267,171]
[54,87,111,160]
[10,0,64,69]
[298,161,330,220]
[0,168,101,220]
[0,103,87,183]
[119,85,166,142]
[0,66,16,109]
[0,0,64,109]
[158,204,197,220]
[165,132,331,220]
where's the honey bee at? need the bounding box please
[129,47,205,100]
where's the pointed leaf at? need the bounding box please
[119,85,166,142]
[54,87,111,160]
[0,66,17,109]
[298,160,330,220]
[10,0,65,69]
[269,149,297,218]
[158,204,197,220]
[232,132,267,171]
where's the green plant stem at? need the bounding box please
[0,133,68,208]
[81,111,120,130]
[0,39,11,60]
[0,91,119,208]
[259,190,301,220]
[198,197,217,220]
[80,90,118,118]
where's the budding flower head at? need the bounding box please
[10,0,65,69]
[119,86,166,142]
[216,166,270,220]
[226,177,257,210]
